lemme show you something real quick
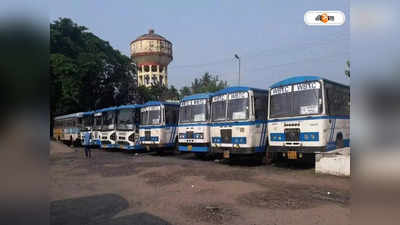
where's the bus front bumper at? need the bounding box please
[178,144,209,153]
[211,146,265,155]
[268,145,326,153]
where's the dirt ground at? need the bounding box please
[50,141,350,225]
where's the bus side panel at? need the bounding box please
[326,118,350,151]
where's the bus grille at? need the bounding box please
[145,131,151,141]
[117,141,129,145]
[220,129,232,143]
[284,128,300,141]
[186,131,194,139]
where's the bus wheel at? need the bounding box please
[69,136,73,147]
[335,133,344,149]
[256,153,267,165]
[195,152,206,159]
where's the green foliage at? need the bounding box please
[50,18,228,119]
[50,18,136,116]
[179,72,228,98]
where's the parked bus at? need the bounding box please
[139,101,179,152]
[267,76,350,160]
[92,110,103,147]
[100,106,118,149]
[53,112,84,146]
[178,93,212,157]
[210,86,269,162]
[80,111,94,146]
[116,104,143,151]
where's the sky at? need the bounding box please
[50,0,349,89]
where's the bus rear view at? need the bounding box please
[268,76,350,160]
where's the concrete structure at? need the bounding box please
[130,29,173,87]
[315,148,350,177]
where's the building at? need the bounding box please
[130,29,173,87]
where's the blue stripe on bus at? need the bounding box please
[140,136,159,141]
[211,120,267,127]
[268,115,349,123]
[270,132,320,142]
[259,123,266,147]
[140,125,177,129]
[178,123,211,127]
[326,139,350,151]
[178,145,209,152]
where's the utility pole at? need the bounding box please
[234,54,241,85]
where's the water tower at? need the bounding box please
[130,29,173,87]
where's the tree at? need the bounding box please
[179,72,228,97]
[50,18,136,117]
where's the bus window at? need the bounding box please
[165,106,178,125]
[325,83,350,116]
[254,92,268,120]
[228,92,249,121]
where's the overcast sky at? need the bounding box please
[50,0,349,89]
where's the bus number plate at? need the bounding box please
[287,151,297,159]
[223,150,230,159]
[187,145,192,151]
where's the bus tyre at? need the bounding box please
[259,153,267,165]
[335,133,344,149]
[69,137,73,147]
[195,152,206,159]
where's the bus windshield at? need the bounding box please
[270,81,322,118]
[81,115,92,131]
[94,115,102,131]
[179,99,208,123]
[141,106,161,125]
[102,111,115,131]
[227,92,249,120]
[211,94,227,121]
[117,109,135,130]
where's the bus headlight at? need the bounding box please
[179,133,186,139]
[195,133,204,139]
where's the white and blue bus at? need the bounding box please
[210,86,269,161]
[54,112,84,146]
[92,110,102,147]
[80,111,94,146]
[116,104,143,151]
[139,101,179,152]
[178,93,212,157]
[267,76,350,160]
[100,106,118,149]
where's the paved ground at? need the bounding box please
[50,141,350,225]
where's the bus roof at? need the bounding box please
[98,106,118,112]
[269,75,349,88]
[54,112,84,120]
[117,104,142,110]
[143,101,179,107]
[212,86,267,96]
[83,111,94,116]
[182,93,212,101]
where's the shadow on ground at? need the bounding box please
[50,193,173,225]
